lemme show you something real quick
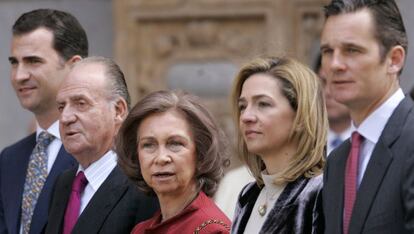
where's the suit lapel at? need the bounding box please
[53,170,76,233]
[233,183,260,234]
[262,177,309,233]
[349,140,393,233]
[5,133,36,233]
[73,166,128,232]
[349,97,413,233]
[326,141,351,233]
[30,148,76,234]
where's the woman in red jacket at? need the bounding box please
[117,90,231,234]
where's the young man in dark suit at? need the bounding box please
[320,0,414,233]
[0,9,87,234]
[45,57,157,234]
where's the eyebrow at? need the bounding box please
[8,55,44,63]
[57,94,88,104]
[320,42,365,51]
[138,134,189,142]
[238,94,271,103]
[65,94,87,102]
[8,57,16,63]
[320,43,331,51]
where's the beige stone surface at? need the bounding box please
[114,0,329,167]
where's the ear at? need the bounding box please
[387,45,405,75]
[114,97,128,125]
[66,55,83,66]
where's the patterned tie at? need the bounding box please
[63,171,88,234]
[21,131,54,234]
[343,131,363,234]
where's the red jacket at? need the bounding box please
[131,192,231,234]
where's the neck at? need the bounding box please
[157,183,198,222]
[77,148,111,169]
[35,109,59,130]
[260,142,297,175]
[329,118,351,134]
[350,83,399,126]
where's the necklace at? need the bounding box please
[258,204,267,216]
[257,186,280,217]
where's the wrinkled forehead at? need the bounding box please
[58,64,108,100]
[65,62,107,87]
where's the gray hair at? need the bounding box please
[74,56,131,109]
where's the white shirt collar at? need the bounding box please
[77,150,117,192]
[355,88,404,144]
[328,126,354,142]
[36,120,61,140]
[261,170,286,195]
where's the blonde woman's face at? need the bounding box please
[238,73,296,159]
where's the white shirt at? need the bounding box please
[354,89,404,186]
[327,126,353,154]
[244,172,286,233]
[35,120,62,173]
[77,150,117,214]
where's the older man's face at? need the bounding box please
[57,63,117,164]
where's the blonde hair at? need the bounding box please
[231,56,328,185]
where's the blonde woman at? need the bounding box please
[231,57,327,233]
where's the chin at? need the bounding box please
[246,146,264,156]
[64,144,85,156]
[21,102,37,112]
[153,187,179,196]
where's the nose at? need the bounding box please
[59,106,77,126]
[12,64,30,82]
[154,146,172,166]
[329,50,346,73]
[240,107,257,124]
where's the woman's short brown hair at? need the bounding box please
[231,56,328,185]
[116,90,229,197]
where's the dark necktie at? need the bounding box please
[21,131,54,234]
[343,132,363,234]
[63,171,88,234]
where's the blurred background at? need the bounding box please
[1,0,414,168]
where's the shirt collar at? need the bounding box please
[355,88,404,144]
[328,125,354,142]
[36,120,61,140]
[77,150,117,191]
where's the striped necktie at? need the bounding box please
[21,131,54,234]
[343,131,363,234]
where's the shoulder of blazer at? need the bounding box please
[0,133,36,158]
[380,96,414,146]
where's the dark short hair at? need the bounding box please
[116,90,229,197]
[324,0,407,64]
[74,56,131,109]
[12,8,88,61]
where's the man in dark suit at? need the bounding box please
[0,9,88,234]
[45,57,157,234]
[320,0,414,233]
